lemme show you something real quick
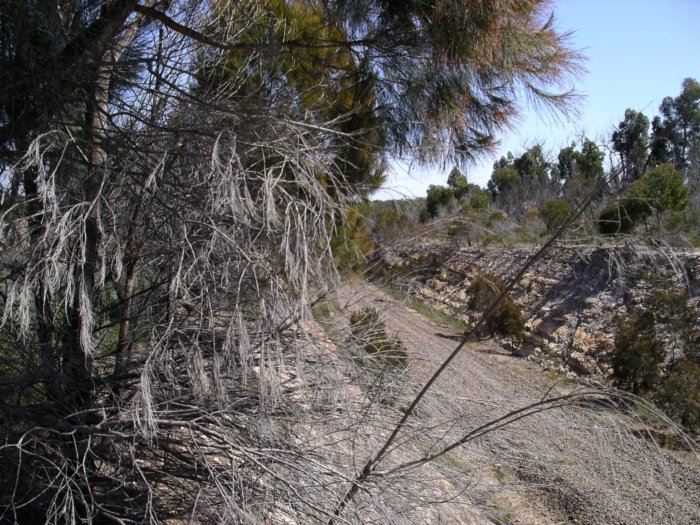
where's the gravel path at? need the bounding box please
[335,279,700,525]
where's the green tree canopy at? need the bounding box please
[196,0,388,198]
[447,166,469,199]
[468,186,491,210]
[513,144,551,186]
[577,138,605,180]
[650,78,700,170]
[488,165,522,198]
[425,184,455,218]
[332,0,582,165]
[487,144,556,217]
[540,198,573,233]
[195,0,582,196]
[556,137,605,199]
[556,144,576,182]
[612,109,650,186]
[640,163,688,228]
[609,164,688,232]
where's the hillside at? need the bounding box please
[371,240,700,380]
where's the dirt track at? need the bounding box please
[335,280,700,525]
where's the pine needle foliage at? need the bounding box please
[330,0,583,165]
[349,307,408,370]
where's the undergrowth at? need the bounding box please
[349,307,408,370]
[467,273,525,342]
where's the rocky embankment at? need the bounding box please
[373,240,700,379]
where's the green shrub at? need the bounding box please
[330,206,375,272]
[468,188,491,210]
[623,179,654,220]
[648,290,692,323]
[524,208,539,222]
[349,307,407,369]
[540,198,573,233]
[487,210,506,225]
[656,360,700,431]
[596,202,636,235]
[612,311,665,394]
[641,164,688,228]
[611,294,699,432]
[648,289,698,366]
[597,179,662,235]
[467,273,524,342]
[496,300,525,342]
[425,185,455,218]
[419,207,431,223]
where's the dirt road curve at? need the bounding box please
[336,280,700,525]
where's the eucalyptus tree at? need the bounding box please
[0,1,583,522]
[650,77,700,171]
[447,166,469,199]
[488,162,522,198]
[487,144,558,218]
[513,144,551,187]
[634,163,689,230]
[612,108,650,187]
[556,137,605,201]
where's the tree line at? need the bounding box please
[369,78,699,246]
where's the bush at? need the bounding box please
[425,185,455,218]
[596,201,637,235]
[487,210,506,225]
[468,273,506,311]
[612,311,665,394]
[496,300,525,342]
[524,208,539,222]
[349,307,407,369]
[648,290,693,324]
[468,188,491,210]
[419,207,431,223]
[648,288,698,366]
[612,295,699,432]
[540,198,573,233]
[656,360,700,431]
[642,164,688,226]
[467,273,524,342]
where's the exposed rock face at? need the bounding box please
[374,240,700,379]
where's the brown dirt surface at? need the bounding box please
[333,279,700,525]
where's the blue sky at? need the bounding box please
[374,0,700,200]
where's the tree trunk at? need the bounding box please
[62,8,150,415]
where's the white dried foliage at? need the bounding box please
[77,276,95,358]
[187,344,212,402]
[132,365,158,442]
[236,311,252,381]
[212,354,229,407]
